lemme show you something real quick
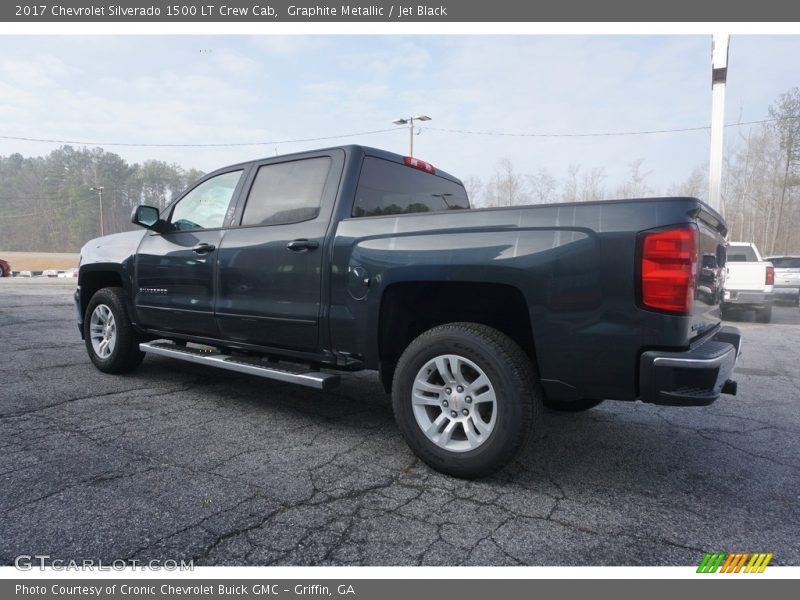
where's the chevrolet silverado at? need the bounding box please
[75,145,741,478]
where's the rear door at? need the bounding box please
[134,169,246,337]
[215,150,344,351]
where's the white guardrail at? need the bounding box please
[9,269,78,278]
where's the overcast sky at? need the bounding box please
[1,35,798,194]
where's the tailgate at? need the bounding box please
[775,267,800,286]
[726,263,767,290]
[692,207,727,340]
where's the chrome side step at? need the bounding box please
[139,341,340,390]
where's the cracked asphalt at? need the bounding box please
[1,278,799,566]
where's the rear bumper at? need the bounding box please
[639,326,742,406]
[722,290,772,308]
[773,285,800,295]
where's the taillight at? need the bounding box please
[640,225,698,313]
[404,156,436,174]
[766,265,775,285]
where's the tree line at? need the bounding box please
[468,87,800,255]
[1,87,797,254]
[0,146,204,252]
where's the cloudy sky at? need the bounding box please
[0,35,798,194]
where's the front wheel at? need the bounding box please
[392,323,540,479]
[84,287,145,373]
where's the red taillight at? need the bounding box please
[640,225,698,313]
[766,265,775,285]
[403,156,436,174]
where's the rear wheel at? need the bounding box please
[84,287,145,373]
[755,305,772,323]
[543,397,604,412]
[392,322,540,479]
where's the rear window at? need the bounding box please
[727,246,758,262]
[353,157,469,217]
[767,257,800,268]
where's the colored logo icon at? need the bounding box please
[697,552,773,573]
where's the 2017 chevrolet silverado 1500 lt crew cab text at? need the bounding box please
[75,145,742,478]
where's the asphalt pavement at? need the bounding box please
[1,278,798,566]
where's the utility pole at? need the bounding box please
[392,115,431,157]
[90,186,105,236]
[708,34,730,214]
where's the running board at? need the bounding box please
[139,341,340,390]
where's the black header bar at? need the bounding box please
[3,0,800,22]
[4,578,798,600]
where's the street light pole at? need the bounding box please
[708,34,729,214]
[392,115,431,157]
[90,186,105,236]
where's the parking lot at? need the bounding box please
[1,278,798,566]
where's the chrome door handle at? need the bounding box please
[286,239,319,252]
[192,242,216,254]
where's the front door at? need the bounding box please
[216,152,342,351]
[134,169,245,337]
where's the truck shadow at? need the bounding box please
[139,355,792,504]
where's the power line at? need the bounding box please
[1,212,37,219]
[0,115,797,148]
[0,197,68,201]
[423,116,800,139]
[0,128,398,148]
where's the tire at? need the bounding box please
[755,305,772,323]
[392,322,540,479]
[543,397,604,412]
[83,287,145,373]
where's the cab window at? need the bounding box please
[170,170,243,231]
[353,157,469,217]
[727,247,758,262]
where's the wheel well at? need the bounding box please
[378,282,537,391]
[79,270,124,317]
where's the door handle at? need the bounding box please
[286,239,319,252]
[192,242,216,254]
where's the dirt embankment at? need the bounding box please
[0,251,80,271]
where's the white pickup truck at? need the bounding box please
[722,242,774,323]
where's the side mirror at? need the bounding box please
[131,205,167,233]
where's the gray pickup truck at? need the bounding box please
[75,145,741,478]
